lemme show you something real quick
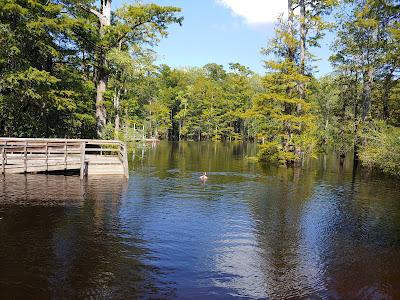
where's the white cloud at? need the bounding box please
[216,0,287,25]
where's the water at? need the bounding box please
[1,142,400,299]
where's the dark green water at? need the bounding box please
[1,142,400,299]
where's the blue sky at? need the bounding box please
[114,0,333,76]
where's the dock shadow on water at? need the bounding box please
[1,141,400,299]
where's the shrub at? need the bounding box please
[257,141,298,164]
[359,123,400,176]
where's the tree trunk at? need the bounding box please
[353,70,359,165]
[283,0,296,155]
[114,88,121,136]
[361,67,373,122]
[338,90,347,160]
[101,0,111,25]
[339,76,349,170]
[299,0,306,76]
[287,0,295,61]
[114,113,120,136]
[179,121,182,141]
[298,0,306,112]
[96,63,107,136]
[382,72,392,121]
[94,0,111,136]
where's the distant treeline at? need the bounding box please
[0,0,399,175]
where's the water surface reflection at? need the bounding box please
[0,175,174,299]
[1,142,400,299]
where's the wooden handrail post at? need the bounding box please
[123,142,129,178]
[1,148,5,175]
[64,141,68,170]
[24,141,27,173]
[4,141,7,165]
[45,142,48,172]
[80,142,86,180]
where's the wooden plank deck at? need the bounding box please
[0,138,129,178]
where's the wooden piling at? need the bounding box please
[64,141,68,170]
[80,142,86,179]
[45,142,48,172]
[1,148,5,175]
[123,143,129,178]
[24,141,27,173]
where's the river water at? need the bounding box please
[1,142,399,299]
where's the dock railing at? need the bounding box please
[0,138,129,178]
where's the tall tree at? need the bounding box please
[77,1,182,136]
[253,14,315,164]
[252,0,335,164]
[107,46,156,137]
[82,0,112,136]
[331,0,400,159]
[0,0,95,137]
[296,0,337,101]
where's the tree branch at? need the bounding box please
[78,3,103,21]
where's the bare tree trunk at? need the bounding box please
[101,0,111,24]
[338,80,348,161]
[114,88,121,136]
[298,0,306,113]
[93,0,112,136]
[287,0,295,61]
[299,0,306,76]
[382,72,393,121]
[353,70,359,165]
[114,114,120,135]
[179,121,181,141]
[361,67,373,123]
[96,62,107,136]
[284,0,296,154]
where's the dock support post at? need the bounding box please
[45,142,48,172]
[64,141,68,170]
[24,141,27,173]
[123,143,129,178]
[1,148,5,175]
[4,141,7,167]
[80,142,86,180]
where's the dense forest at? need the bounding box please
[0,0,399,175]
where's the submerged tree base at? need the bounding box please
[257,142,301,165]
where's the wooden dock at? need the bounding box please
[0,138,129,178]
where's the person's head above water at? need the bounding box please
[200,172,208,180]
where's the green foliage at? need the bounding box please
[135,63,259,142]
[359,123,400,176]
[257,141,295,164]
[328,0,400,174]
[253,15,319,165]
[313,74,357,154]
[0,0,96,137]
[0,0,181,138]
[113,4,183,46]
